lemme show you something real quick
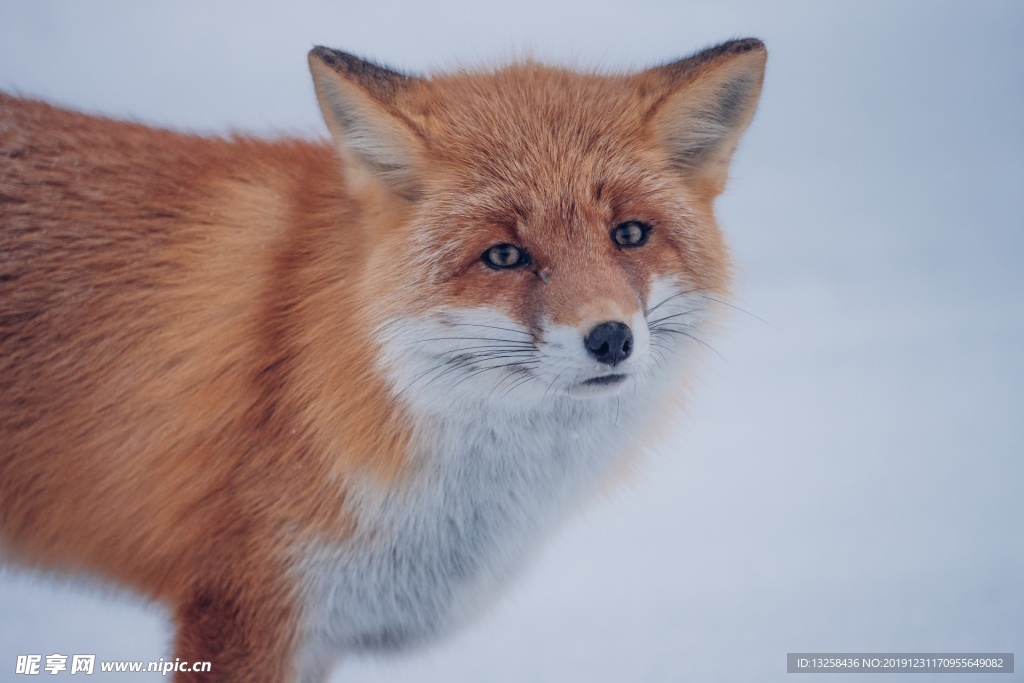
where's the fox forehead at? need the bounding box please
[405,66,662,192]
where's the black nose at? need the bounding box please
[584,321,633,366]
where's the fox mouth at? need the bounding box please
[581,373,627,387]
[566,373,629,398]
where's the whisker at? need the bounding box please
[396,360,459,396]
[487,368,526,401]
[649,345,668,371]
[498,372,538,400]
[414,336,535,346]
[700,294,769,325]
[416,350,501,389]
[411,346,539,391]
[423,356,499,388]
[448,322,533,337]
[644,287,711,316]
[446,348,538,359]
[645,292,687,316]
[446,361,540,393]
[647,308,703,327]
[649,328,724,361]
[457,352,538,365]
[544,367,571,402]
[649,325,699,339]
[649,323,701,336]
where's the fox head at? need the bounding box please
[308,40,765,409]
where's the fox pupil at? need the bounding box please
[483,243,526,269]
[612,221,650,247]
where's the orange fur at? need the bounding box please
[1,39,765,681]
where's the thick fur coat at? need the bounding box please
[0,39,765,681]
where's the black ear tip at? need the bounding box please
[309,46,348,68]
[694,37,767,65]
[727,37,766,54]
[307,46,413,89]
[652,37,766,83]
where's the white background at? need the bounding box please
[1,1,1021,681]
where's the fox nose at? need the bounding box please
[584,321,633,366]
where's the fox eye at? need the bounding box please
[612,221,651,247]
[482,243,530,269]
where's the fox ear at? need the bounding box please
[309,47,425,199]
[646,38,766,193]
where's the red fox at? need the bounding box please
[0,39,765,681]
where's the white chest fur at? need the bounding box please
[297,396,638,659]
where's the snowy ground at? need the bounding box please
[1,2,1021,681]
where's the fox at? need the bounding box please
[0,38,765,681]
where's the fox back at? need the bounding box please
[0,39,765,682]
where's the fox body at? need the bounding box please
[0,40,765,681]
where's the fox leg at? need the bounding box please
[171,583,302,683]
